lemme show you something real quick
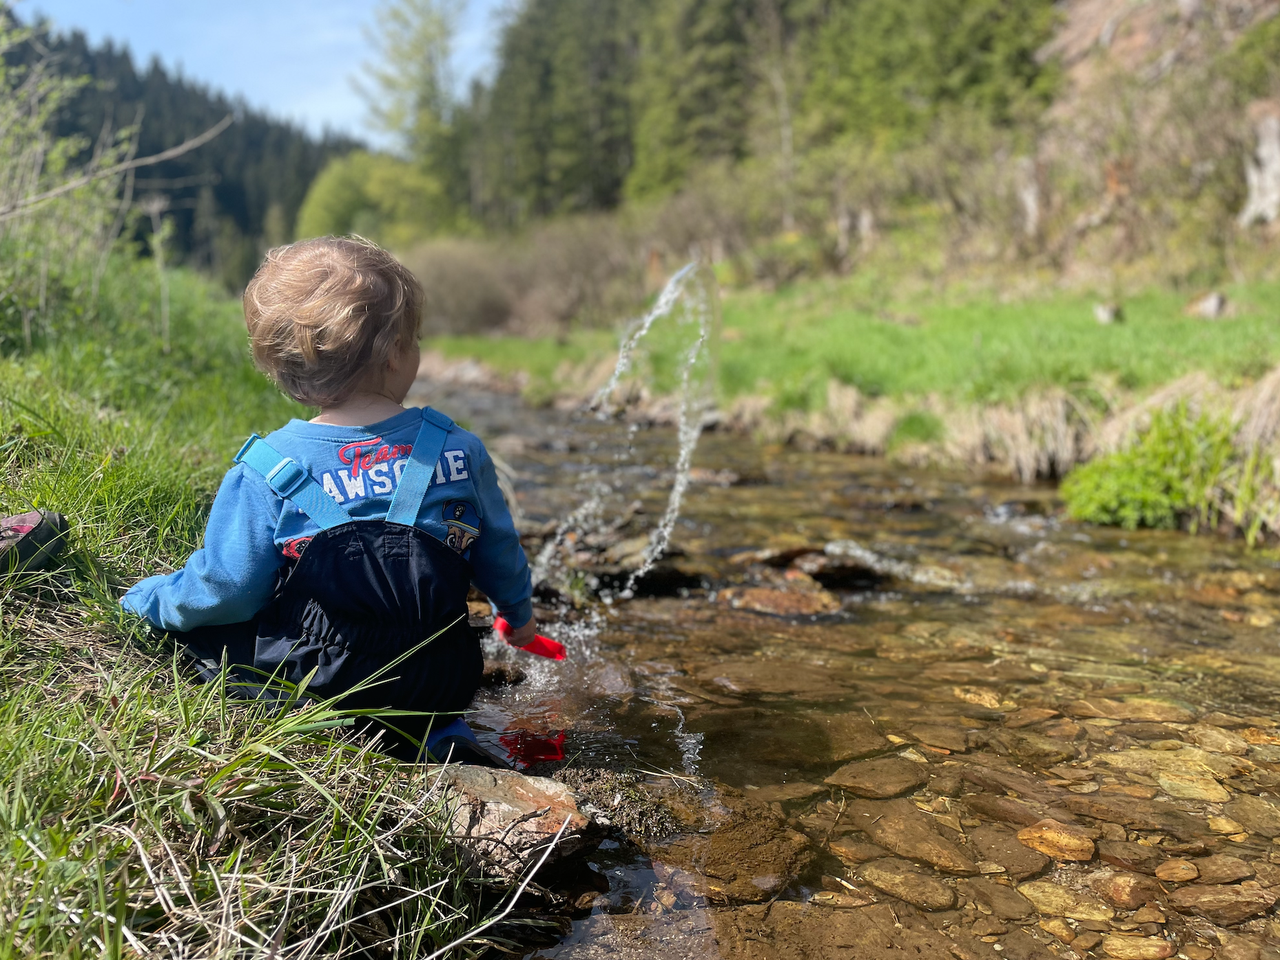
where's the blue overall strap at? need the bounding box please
[385,408,454,527]
[234,436,353,531]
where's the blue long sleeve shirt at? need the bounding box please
[121,407,534,632]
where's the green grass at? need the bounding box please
[428,271,1280,412]
[0,259,498,957]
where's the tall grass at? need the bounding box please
[0,262,501,957]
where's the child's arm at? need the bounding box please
[121,465,286,632]
[467,445,534,631]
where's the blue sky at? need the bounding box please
[16,0,507,144]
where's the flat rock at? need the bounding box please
[968,824,1051,879]
[859,858,956,911]
[1018,879,1115,921]
[1098,840,1164,875]
[964,793,1047,827]
[962,762,1065,804]
[959,876,1036,919]
[910,724,969,753]
[1189,725,1250,756]
[1100,936,1176,959]
[1225,794,1280,838]
[1064,794,1203,840]
[826,756,929,798]
[849,799,979,874]
[435,765,599,878]
[1194,854,1254,885]
[1155,859,1199,882]
[1155,771,1230,802]
[1169,882,1279,925]
[987,730,1078,766]
[1091,870,1163,910]
[828,837,891,864]
[817,713,892,762]
[1018,818,1096,861]
[718,585,841,616]
[655,803,814,903]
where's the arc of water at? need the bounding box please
[591,262,699,417]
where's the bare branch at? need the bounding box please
[0,114,233,222]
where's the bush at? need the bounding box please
[1061,405,1236,532]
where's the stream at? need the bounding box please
[409,377,1280,960]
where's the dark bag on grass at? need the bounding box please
[176,409,482,757]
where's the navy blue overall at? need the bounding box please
[178,409,484,761]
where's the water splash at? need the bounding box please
[532,261,719,598]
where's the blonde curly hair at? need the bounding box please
[243,236,423,407]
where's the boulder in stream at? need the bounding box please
[433,765,600,878]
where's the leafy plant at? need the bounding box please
[1062,404,1236,532]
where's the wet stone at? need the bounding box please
[1119,723,1185,742]
[1018,879,1116,921]
[1195,855,1255,886]
[968,824,1052,879]
[987,730,1079,766]
[1017,818,1097,862]
[959,876,1036,919]
[1155,859,1200,882]
[1100,935,1177,959]
[1190,725,1251,757]
[931,770,965,797]
[1064,794,1203,840]
[1091,869,1164,910]
[965,793,1047,827]
[1099,841,1165,875]
[826,756,929,799]
[1226,795,1280,839]
[816,713,892,762]
[828,837,891,865]
[910,724,970,753]
[1169,883,1279,925]
[858,858,957,911]
[849,799,979,874]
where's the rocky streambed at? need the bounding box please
[411,379,1280,960]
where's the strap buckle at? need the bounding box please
[265,458,309,499]
[234,434,263,465]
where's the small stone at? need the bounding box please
[1070,782,1102,794]
[1101,784,1161,800]
[823,714,893,762]
[1018,880,1115,920]
[829,837,891,864]
[1074,932,1104,951]
[1132,906,1165,923]
[1155,859,1199,882]
[849,799,979,874]
[969,824,1051,880]
[1182,946,1214,960]
[1157,772,1231,803]
[1226,795,1280,839]
[1209,816,1246,835]
[1018,819,1096,861]
[1005,708,1061,729]
[1169,883,1279,925]
[1190,725,1250,757]
[972,916,1008,936]
[961,876,1036,920]
[1118,698,1198,723]
[931,770,964,797]
[1093,870,1164,910]
[1040,917,1076,943]
[911,724,969,753]
[827,757,929,799]
[965,793,1045,827]
[1098,841,1164,875]
[1100,935,1176,959]
[859,858,956,911]
[1194,855,1254,886]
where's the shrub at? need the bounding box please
[1061,405,1235,532]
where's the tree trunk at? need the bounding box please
[1239,101,1280,229]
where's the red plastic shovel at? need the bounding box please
[492,616,567,660]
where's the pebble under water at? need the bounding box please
[410,378,1280,960]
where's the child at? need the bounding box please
[121,236,540,764]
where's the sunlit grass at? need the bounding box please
[0,262,496,956]
[428,272,1280,412]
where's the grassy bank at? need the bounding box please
[431,270,1280,412]
[0,261,489,956]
